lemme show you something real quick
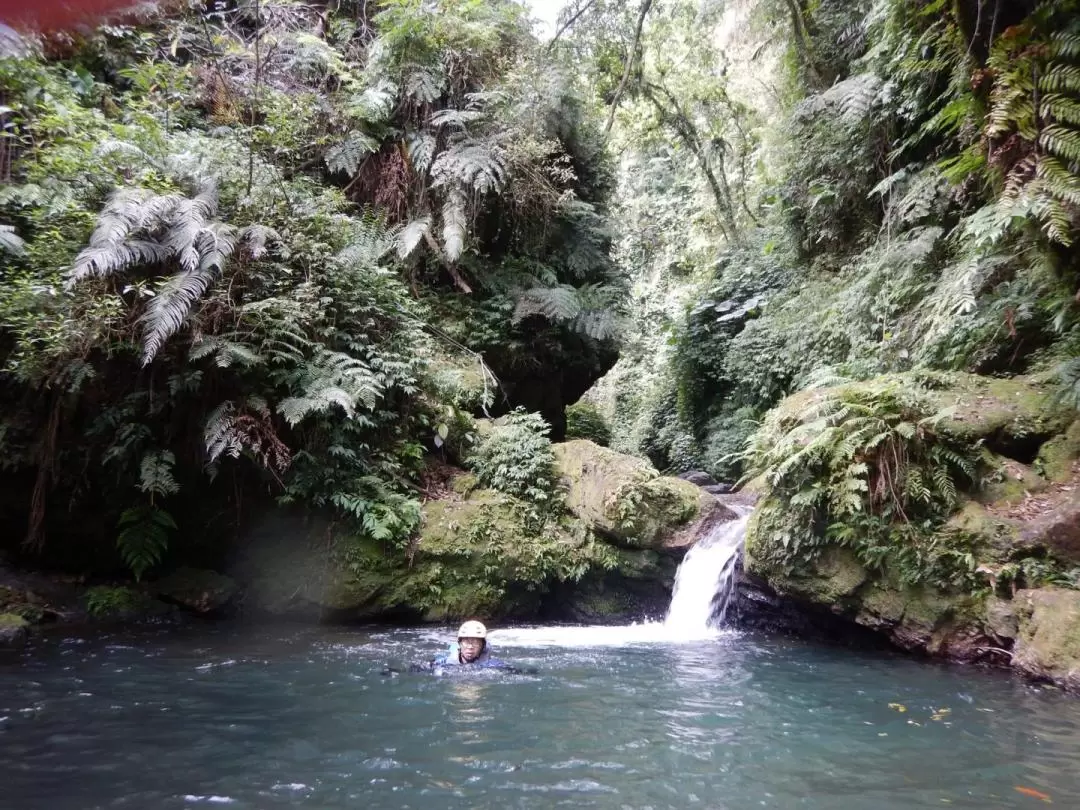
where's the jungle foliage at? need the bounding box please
[0,0,620,577]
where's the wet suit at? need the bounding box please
[395,642,536,675]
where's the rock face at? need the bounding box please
[0,613,29,649]
[678,470,716,486]
[1013,589,1080,690]
[741,372,1080,690]
[239,483,613,622]
[236,442,731,624]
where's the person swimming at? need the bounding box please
[397,620,535,675]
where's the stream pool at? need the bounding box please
[2,623,1078,809]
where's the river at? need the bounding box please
[2,622,1079,809]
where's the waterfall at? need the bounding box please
[663,504,753,633]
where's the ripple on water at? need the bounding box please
[2,625,1080,810]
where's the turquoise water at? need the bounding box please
[2,623,1079,809]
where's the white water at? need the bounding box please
[484,504,753,648]
[663,504,753,634]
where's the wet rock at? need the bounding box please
[154,568,239,616]
[677,470,716,487]
[985,597,1019,641]
[1013,588,1080,691]
[701,483,733,495]
[0,613,29,648]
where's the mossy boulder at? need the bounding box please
[236,487,616,623]
[1013,588,1080,691]
[0,612,29,648]
[547,548,679,623]
[154,568,239,615]
[929,373,1073,455]
[1035,420,1080,482]
[553,440,724,548]
[82,585,176,622]
[0,584,49,624]
[1019,490,1080,563]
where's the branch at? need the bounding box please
[421,229,473,294]
[546,0,597,53]
[603,0,654,137]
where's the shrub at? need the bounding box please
[565,401,612,446]
[466,410,562,512]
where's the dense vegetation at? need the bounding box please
[3,0,1080,607]
[0,0,621,577]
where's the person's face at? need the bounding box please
[459,636,484,662]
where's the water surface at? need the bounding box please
[2,623,1078,809]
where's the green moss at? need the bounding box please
[0,612,29,629]
[933,373,1073,445]
[1014,588,1080,689]
[554,440,705,547]
[0,586,47,623]
[1035,420,1080,483]
[760,546,868,605]
[942,500,1019,560]
[450,473,478,494]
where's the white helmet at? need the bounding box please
[457,620,487,639]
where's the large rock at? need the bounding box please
[0,612,29,648]
[553,440,731,548]
[154,568,239,615]
[548,548,678,624]
[236,486,616,623]
[930,374,1073,457]
[1020,490,1080,563]
[1013,588,1080,690]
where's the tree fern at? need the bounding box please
[431,138,507,194]
[405,131,436,174]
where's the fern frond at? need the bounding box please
[397,216,431,259]
[70,241,171,281]
[138,451,180,498]
[513,285,581,323]
[441,189,467,262]
[1039,124,1080,163]
[325,131,380,177]
[431,139,506,194]
[140,266,220,364]
[405,131,436,174]
[404,66,443,104]
[430,108,486,130]
[0,224,25,255]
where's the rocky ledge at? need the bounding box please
[740,371,1080,692]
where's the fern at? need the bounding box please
[431,138,507,194]
[116,504,174,581]
[0,224,25,255]
[441,189,468,262]
[405,131,436,174]
[325,131,380,176]
[404,66,443,104]
[141,243,230,364]
[397,216,431,259]
[138,450,180,499]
